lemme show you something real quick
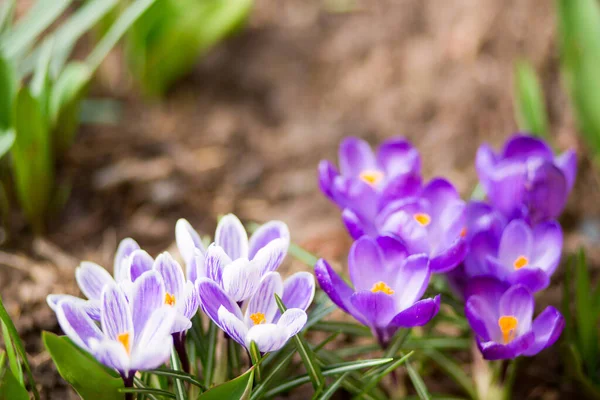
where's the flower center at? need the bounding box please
[513,255,529,270]
[117,332,131,355]
[359,169,384,186]
[498,315,518,344]
[250,312,266,325]
[460,227,467,238]
[165,292,176,306]
[413,213,431,227]
[371,281,395,295]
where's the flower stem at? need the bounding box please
[173,332,190,373]
[502,358,520,400]
[121,373,134,400]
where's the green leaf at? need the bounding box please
[311,321,371,337]
[86,0,159,74]
[358,352,414,397]
[120,387,176,399]
[49,62,91,155]
[249,341,262,382]
[263,358,394,398]
[199,367,255,400]
[203,321,219,387]
[289,242,320,267]
[1,321,21,385]
[30,37,54,118]
[405,356,431,400]
[513,60,549,138]
[146,368,207,390]
[0,49,15,131]
[0,295,39,400]
[169,350,188,400]
[42,331,125,400]
[317,372,351,400]
[11,86,53,232]
[0,367,29,400]
[423,349,477,400]
[275,294,324,391]
[0,0,72,59]
[0,0,15,36]
[574,248,599,375]
[250,348,295,400]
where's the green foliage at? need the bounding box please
[126,0,253,97]
[556,0,600,160]
[42,331,125,400]
[0,367,29,400]
[198,367,255,400]
[513,60,549,138]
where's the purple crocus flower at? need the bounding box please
[318,137,422,238]
[55,272,176,384]
[465,219,562,292]
[315,235,440,347]
[476,134,576,224]
[379,179,467,273]
[465,278,564,360]
[47,238,144,319]
[196,271,314,353]
[178,215,290,303]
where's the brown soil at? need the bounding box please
[2,0,599,398]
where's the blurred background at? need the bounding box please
[1,0,599,398]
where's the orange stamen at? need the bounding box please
[460,227,467,238]
[513,256,529,270]
[414,213,431,227]
[371,281,395,295]
[117,332,131,354]
[359,170,385,186]
[498,316,518,344]
[250,312,266,325]
[165,292,176,306]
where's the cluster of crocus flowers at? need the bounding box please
[318,134,571,360]
[178,214,314,353]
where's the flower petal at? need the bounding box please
[376,137,420,177]
[187,249,206,283]
[248,221,290,260]
[508,267,550,293]
[341,208,368,239]
[278,308,308,338]
[281,272,315,312]
[501,135,553,161]
[252,238,288,276]
[477,331,535,360]
[465,295,498,341]
[430,237,467,273]
[56,300,104,352]
[314,259,356,315]
[130,271,165,339]
[499,285,534,334]
[464,231,500,277]
[222,258,262,302]
[76,262,114,301]
[205,244,232,284]
[218,306,248,347]
[318,160,340,201]
[475,143,499,195]
[101,284,133,341]
[114,238,140,282]
[531,220,563,276]
[181,281,199,320]
[527,162,568,223]
[176,218,206,265]
[487,162,528,219]
[395,254,431,310]
[246,324,289,353]
[89,338,130,374]
[380,209,429,254]
[196,278,243,323]
[350,291,396,328]
[498,220,533,267]
[215,214,249,260]
[245,271,283,325]
[348,236,387,292]
[132,306,176,370]
[126,250,154,282]
[388,295,440,328]
[522,306,565,356]
[130,335,173,372]
[554,149,577,191]
[378,173,422,208]
[339,137,376,178]
[154,252,185,299]
[421,178,461,220]
[48,295,100,320]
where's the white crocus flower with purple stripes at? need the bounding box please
[46,238,143,319]
[177,214,290,303]
[55,272,176,385]
[197,271,314,353]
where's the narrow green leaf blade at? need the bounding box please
[405,357,431,400]
[424,350,477,400]
[0,50,15,130]
[513,60,549,138]
[317,372,351,400]
[199,367,255,400]
[0,367,29,400]
[169,350,188,400]
[203,321,219,387]
[42,331,125,400]
[0,321,21,384]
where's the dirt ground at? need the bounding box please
[1,0,599,398]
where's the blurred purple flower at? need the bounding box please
[318,137,422,237]
[465,278,564,360]
[476,134,576,224]
[464,219,562,292]
[379,179,467,273]
[197,271,314,353]
[176,215,290,294]
[315,235,440,347]
[55,273,176,382]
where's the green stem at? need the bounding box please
[502,358,520,400]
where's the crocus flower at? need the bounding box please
[47,238,144,319]
[315,235,440,347]
[476,134,576,224]
[55,272,176,383]
[196,271,314,353]
[465,278,564,360]
[318,137,422,238]
[379,178,467,273]
[464,219,562,292]
[178,214,290,303]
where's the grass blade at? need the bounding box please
[359,352,414,396]
[311,321,371,337]
[405,356,431,400]
[203,321,219,387]
[146,368,206,390]
[121,387,176,399]
[316,372,351,400]
[513,60,549,138]
[170,350,189,400]
[289,242,319,267]
[1,321,21,384]
[424,349,477,400]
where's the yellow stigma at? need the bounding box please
[498,316,518,344]
[165,292,176,306]
[513,256,529,270]
[359,170,385,186]
[371,281,395,295]
[117,332,131,355]
[250,312,266,325]
[460,227,467,238]
[414,213,431,227]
